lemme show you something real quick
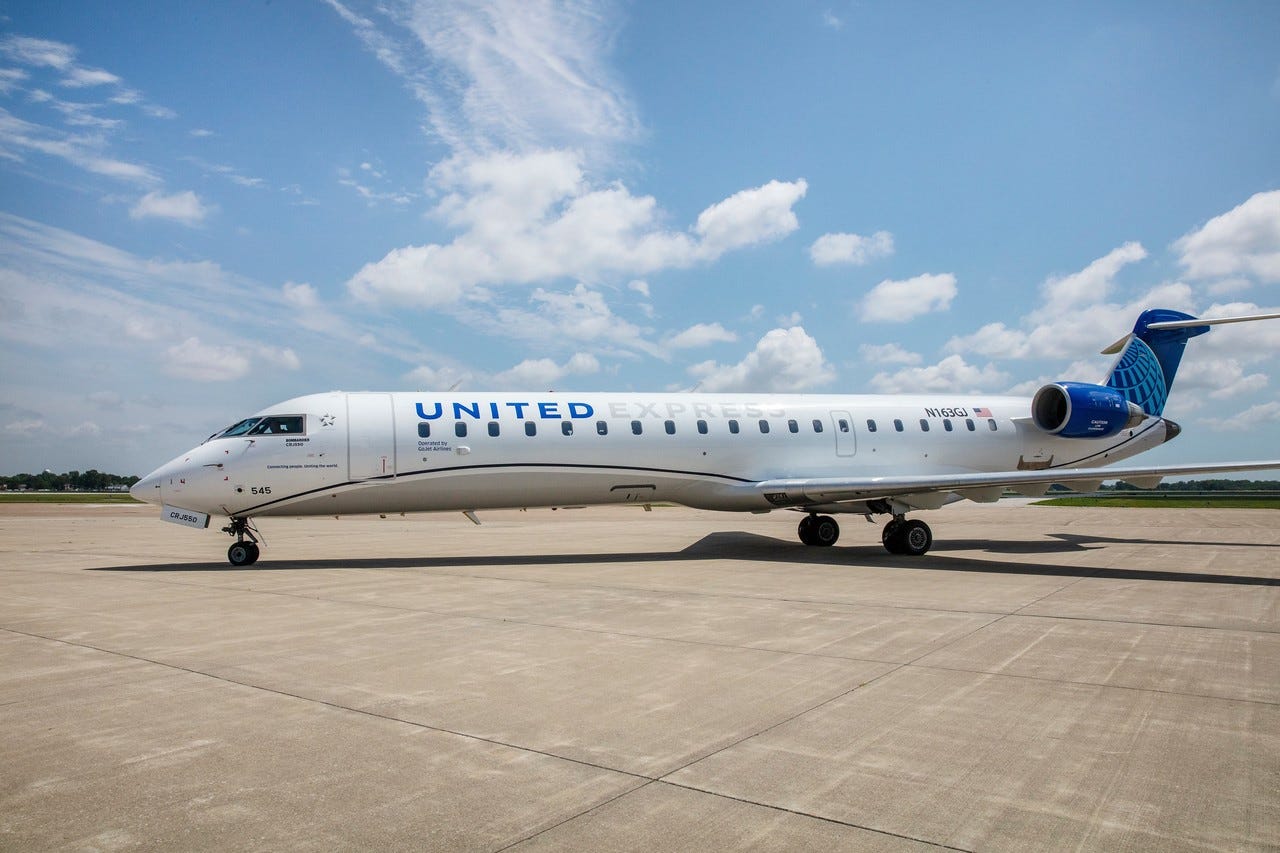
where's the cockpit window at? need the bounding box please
[247,415,305,436]
[216,417,263,438]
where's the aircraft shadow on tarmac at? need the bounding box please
[93,530,1280,586]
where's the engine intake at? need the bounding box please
[1031,382,1146,438]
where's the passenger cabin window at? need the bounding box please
[787,419,799,433]
[596,420,608,435]
[488,421,500,437]
[919,419,930,432]
[838,419,850,432]
[943,419,953,432]
[418,422,431,438]
[455,422,467,438]
[664,420,676,435]
[631,420,643,435]
[894,419,904,432]
[812,419,824,433]
[965,418,975,431]
[988,419,998,431]
[728,419,740,434]
[697,420,708,435]
[561,421,573,436]
[525,421,537,436]
[758,419,770,434]
[866,419,877,433]
[248,415,305,436]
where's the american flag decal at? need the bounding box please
[974,407,992,418]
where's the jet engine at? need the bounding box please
[1031,382,1146,438]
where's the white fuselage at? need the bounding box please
[132,391,1170,520]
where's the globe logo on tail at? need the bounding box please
[1106,336,1168,415]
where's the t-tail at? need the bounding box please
[1101,308,1280,416]
[1102,309,1208,416]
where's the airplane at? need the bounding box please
[131,308,1280,566]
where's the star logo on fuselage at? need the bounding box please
[320,414,335,427]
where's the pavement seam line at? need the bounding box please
[0,625,654,783]
[655,780,973,853]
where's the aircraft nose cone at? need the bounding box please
[1163,418,1182,443]
[130,473,161,505]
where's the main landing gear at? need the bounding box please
[221,517,261,566]
[796,513,933,556]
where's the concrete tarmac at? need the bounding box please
[1,502,1277,851]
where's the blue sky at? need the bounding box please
[1,0,1278,476]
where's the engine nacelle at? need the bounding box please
[1031,382,1146,438]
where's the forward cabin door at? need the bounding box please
[830,410,856,457]
[347,393,396,480]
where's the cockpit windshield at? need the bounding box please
[210,415,306,439]
[216,417,262,438]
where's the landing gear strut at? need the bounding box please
[221,517,261,566]
[882,516,932,556]
[797,514,840,547]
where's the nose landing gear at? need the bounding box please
[221,517,261,566]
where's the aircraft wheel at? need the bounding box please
[228,541,259,566]
[811,515,839,547]
[898,519,932,556]
[881,519,904,546]
[797,515,817,546]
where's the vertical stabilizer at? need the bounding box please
[1104,309,1209,416]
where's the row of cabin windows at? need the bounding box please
[420,416,999,439]
[868,417,998,433]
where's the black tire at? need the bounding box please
[812,515,839,547]
[228,542,259,566]
[899,519,932,556]
[797,516,817,546]
[881,519,904,546]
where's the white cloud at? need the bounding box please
[627,279,650,298]
[327,0,638,159]
[666,322,737,349]
[945,245,1195,362]
[405,364,469,390]
[693,179,807,256]
[868,355,1009,394]
[163,337,252,382]
[809,230,893,266]
[129,190,211,225]
[1174,190,1280,284]
[0,106,158,183]
[1038,241,1147,316]
[822,11,844,29]
[61,67,120,88]
[858,342,921,365]
[282,281,320,309]
[492,352,600,387]
[859,273,957,323]
[0,36,75,70]
[1200,401,1280,432]
[347,149,806,307]
[67,421,102,438]
[688,327,835,392]
[4,419,45,436]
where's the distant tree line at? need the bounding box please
[1103,479,1280,492]
[0,470,140,491]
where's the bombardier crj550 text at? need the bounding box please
[133,309,1280,566]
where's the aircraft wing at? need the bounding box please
[753,459,1280,508]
